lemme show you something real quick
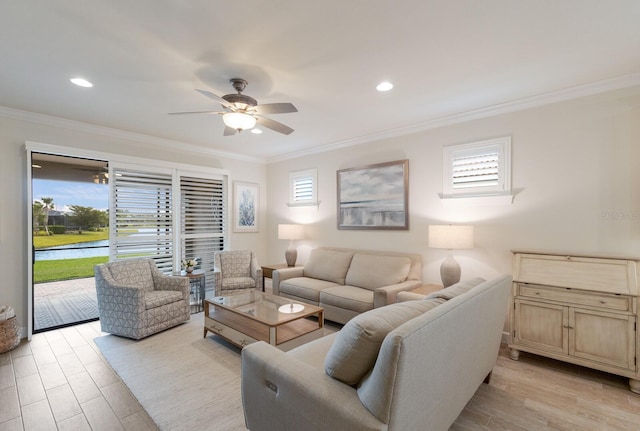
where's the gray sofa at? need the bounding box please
[241,275,512,431]
[272,247,422,324]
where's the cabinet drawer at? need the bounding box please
[205,316,258,347]
[518,284,631,312]
[515,253,635,295]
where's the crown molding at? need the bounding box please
[266,73,640,164]
[0,106,265,164]
[3,72,638,166]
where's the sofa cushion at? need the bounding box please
[345,254,411,290]
[324,299,444,385]
[320,285,375,314]
[280,277,340,302]
[304,249,354,285]
[144,290,184,310]
[426,277,486,301]
[221,276,256,290]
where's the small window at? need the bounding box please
[442,137,511,199]
[288,168,318,207]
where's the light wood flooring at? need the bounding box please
[2,320,640,430]
[0,321,157,431]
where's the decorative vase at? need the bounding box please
[186,266,194,273]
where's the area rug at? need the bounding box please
[94,315,335,431]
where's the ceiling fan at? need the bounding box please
[169,78,298,136]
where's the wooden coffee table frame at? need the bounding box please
[204,293,324,348]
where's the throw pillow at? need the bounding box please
[344,254,411,290]
[324,299,442,385]
[304,249,354,285]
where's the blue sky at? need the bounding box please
[33,179,109,212]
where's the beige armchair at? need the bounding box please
[213,250,263,296]
[94,258,190,339]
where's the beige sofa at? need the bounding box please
[272,247,422,324]
[241,275,512,431]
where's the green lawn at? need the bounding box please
[34,256,109,283]
[33,230,109,249]
[34,231,109,282]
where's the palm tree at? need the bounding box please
[32,201,44,235]
[40,197,54,235]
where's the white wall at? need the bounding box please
[3,85,639,335]
[0,114,267,332]
[266,86,640,285]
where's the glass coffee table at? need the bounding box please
[203,291,324,348]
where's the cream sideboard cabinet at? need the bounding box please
[509,250,640,393]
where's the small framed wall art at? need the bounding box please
[233,181,259,232]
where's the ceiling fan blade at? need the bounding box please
[255,116,294,135]
[223,126,238,136]
[254,102,298,115]
[168,110,223,115]
[195,89,226,102]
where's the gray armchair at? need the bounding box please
[94,258,190,339]
[213,250,263,296]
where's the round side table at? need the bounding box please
[184,269,205,313]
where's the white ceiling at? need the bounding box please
[2,1,639,162]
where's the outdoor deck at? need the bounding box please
[34,277,98,331]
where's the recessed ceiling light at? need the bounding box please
[31,164,42,168]
[251,128,263,134]
[70,78,93,88]
[376,81,393,92]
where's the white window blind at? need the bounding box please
[112,168,174,273]
[288,168,318,206]
[180,175,225,294]
[443,137,511,198]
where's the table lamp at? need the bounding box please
[428,224,474,287]
[278,224,304,266]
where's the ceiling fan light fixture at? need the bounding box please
[223,112,256,131]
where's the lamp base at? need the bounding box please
[285,242,298,267]
[440,254,461,287]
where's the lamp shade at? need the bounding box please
[223,112,256,131]
[428,225,474,250]
[278,224,304,240]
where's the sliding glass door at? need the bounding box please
[26,144,229,338]
[31,153,109,333]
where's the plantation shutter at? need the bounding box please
[452,147,500,189]
[288,168,317,206]
[293,176,313,202]
[112,168,174,273]
[443,137,511,198]
[180,175,225,295]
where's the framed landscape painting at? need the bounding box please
[337,159,409,230]
[233,181,259,232]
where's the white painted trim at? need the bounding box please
[1,106,264,164]
[25,141,230,177]
[266,73,640,163]
[440,193,514,208]
[26,150,34,341]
